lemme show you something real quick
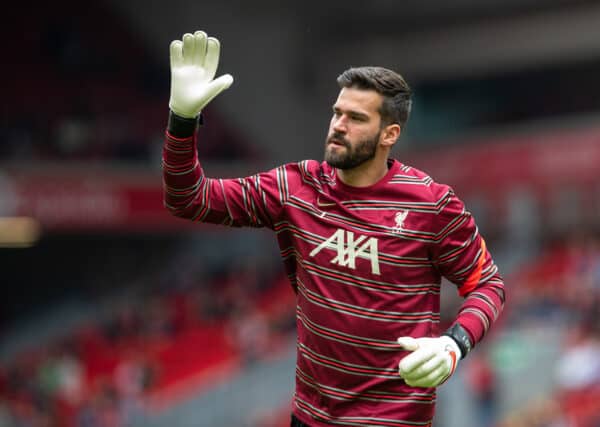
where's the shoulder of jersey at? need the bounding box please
[396,163,460,211]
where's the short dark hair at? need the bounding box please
[337,66,412,128]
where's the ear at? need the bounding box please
[380,123,401,147]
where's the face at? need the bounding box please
[324,87,385,170]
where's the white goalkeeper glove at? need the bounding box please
[397,336,461,388]
[169,30,234,119]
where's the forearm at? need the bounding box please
[162,112,205,219]
[452,274,505,349]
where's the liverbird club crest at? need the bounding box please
[393,210,408,233]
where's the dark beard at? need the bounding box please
[324,130,381,170]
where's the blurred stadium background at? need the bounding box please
[2,0,600,426]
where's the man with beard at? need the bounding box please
[163,31,505,427]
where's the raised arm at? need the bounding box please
[163,31,290,228]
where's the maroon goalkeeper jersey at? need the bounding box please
[163,120,505,427]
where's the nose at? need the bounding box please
[332,115,347,133]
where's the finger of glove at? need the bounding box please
[398,347,437,376]
[202,74,234,106]
[405,363,449,388]
[182,33,195,66]
[204,37,221,81]
[401,353,446,382]
[396,337,419,351]
[170,40,184,69]
[193,31,208,68]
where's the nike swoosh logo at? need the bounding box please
[317,196,336,208]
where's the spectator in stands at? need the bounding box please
[227,301,271,366]
[554,322,600,426]
[465,348,498,427]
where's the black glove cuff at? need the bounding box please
[167,111,203,138]
[443,323,472,359]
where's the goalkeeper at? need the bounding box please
[163,30,505,427]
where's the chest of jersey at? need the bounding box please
[281,190,435,281]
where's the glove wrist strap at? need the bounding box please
[168,111,203,138]
[443,323,472,359]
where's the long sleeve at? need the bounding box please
[162,112,288,228]
[429,185,506,347]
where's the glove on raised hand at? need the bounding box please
[397,336,461,388]
[169,30,233,118]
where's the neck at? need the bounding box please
[337,155,390,188]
